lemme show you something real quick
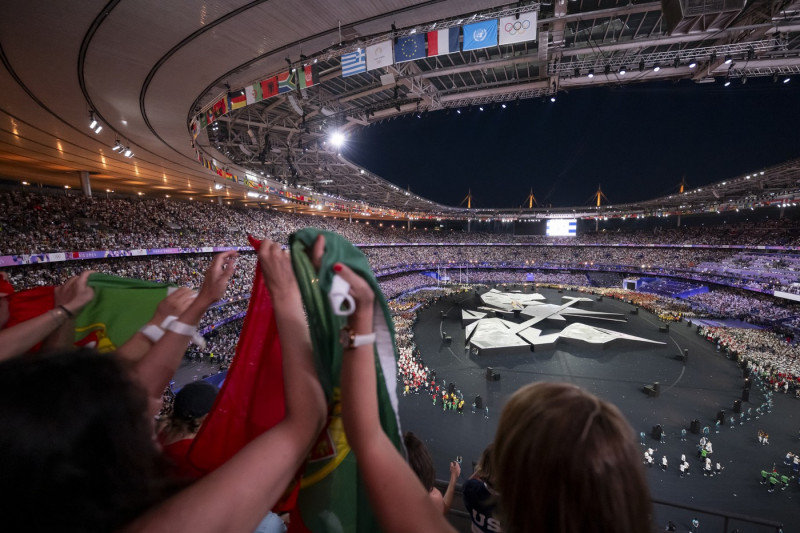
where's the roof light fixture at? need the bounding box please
[724,54,732,64]
[619,65,627,75]
[587,68,594,78]
[653,63,661,72]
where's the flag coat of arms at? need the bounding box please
[462,19,498,51]
[278,70,296,94]
[394,34,426,63]
[499,12,538,45]
[341,49,366,77]
[427,27,459,56]
[297,64,319,89]
[245,83,263,105]
[290,228,403,533]
[366,40,393,72]
[261,76,279,99]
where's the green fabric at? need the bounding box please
[74,273,172,352]
[290,228,401,533]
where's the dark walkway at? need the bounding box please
[400,287,799,531]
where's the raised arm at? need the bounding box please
[130,251,237,412]
[122,241,326,533]
[0,271,94,361]
[333,262,455,533]
[442,460,461,513]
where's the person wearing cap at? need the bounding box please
[158,380,219,480]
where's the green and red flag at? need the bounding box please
[297,64,319,90]
[245,83,263,105]
[290,228,402,533]
[4,274,172,353]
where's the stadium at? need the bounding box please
[2,1,800,532]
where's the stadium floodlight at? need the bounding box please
[329,131,346,148]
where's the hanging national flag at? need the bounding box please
[499,12,538,45]
[394,34,426,63]
[366,40,393,71]
[427,27,459,57]
[228,90,247,110]
[462,19,498,51]
[212,97,228,119]
[261,76,279,99]
[245,83,263,105]
[341,48,366,77]
[199,113,208,129]
[190,118,199,140]
[290,229,402,532]
[297,64,319,90]
[278,70,296,94]
[206,109,216,125]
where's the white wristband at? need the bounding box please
[165,319,198,337]
[164,318,207,349]
[138,324,165,343]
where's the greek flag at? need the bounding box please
[341,48,366,77]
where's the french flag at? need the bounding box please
[427,27,459,57]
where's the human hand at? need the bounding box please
[450,461,461,479]
[332,262,374,323]
[197,251,238,305]
[54,271,95,315]
[257,239,297,295]
[151,287,196,325]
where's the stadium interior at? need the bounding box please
[2,1,800,531]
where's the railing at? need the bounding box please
[435,480,784,532]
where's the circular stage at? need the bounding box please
[398,287,800,531]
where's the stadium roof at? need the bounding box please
[1,0,799,219]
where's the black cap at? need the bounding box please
[173,381,218,420]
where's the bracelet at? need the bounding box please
[138,324,165,344]
[339,325,376,349]
[50,308,67,327]
[58,305,75,318]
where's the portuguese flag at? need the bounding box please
[4,274,172,353]
[290,228,402,533]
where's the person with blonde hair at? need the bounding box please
[330,242,653,533]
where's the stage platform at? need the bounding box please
[400,287,800,531]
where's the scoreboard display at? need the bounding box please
[546,219,577,237]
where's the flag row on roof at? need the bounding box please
[190,12,537,173]
[342,13,538,76]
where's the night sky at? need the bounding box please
[343,78,800,209]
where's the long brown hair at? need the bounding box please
[494,382,652,533]
[404,431,436,491]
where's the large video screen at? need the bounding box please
[546,218,577,237]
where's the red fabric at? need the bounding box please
[4,286,55,329]
[3,286,56,353]
[161,438,205,480]
[187,236,303,517]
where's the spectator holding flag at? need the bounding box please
[0,248,327,533]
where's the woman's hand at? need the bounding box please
[257,239,297,295]
[54,271,95,315]
[151,287,197,325]
[197,251,238,305]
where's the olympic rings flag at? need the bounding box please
[499,12,538,46]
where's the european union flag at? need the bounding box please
[462,19,498,51]
[394,34,426,63]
